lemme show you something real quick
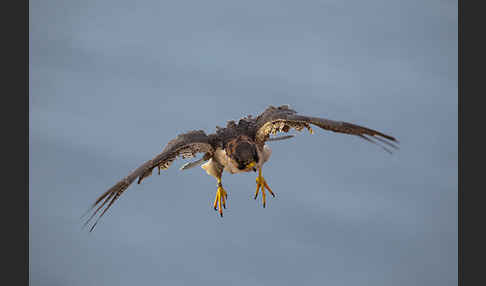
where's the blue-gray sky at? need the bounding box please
[30,1,457,285]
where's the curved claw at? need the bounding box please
[213,183,228,217]
[254,168,275,208]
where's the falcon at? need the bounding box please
[83,105,398,231]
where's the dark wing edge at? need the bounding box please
[254,105,399,153]
[82,130,215,232]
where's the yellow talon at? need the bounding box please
[213,178,228,217]
[254,181,260,199]
[213,192,219,210]
[254,167,275,208]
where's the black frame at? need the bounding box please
[6,0,475,285]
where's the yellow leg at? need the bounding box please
[213,177,228,217]
[254,167,275,208]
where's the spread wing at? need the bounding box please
[254,105,399,152]
[83,130,215,232]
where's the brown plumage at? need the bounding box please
[83,105,398,231]
[225,135,259,170]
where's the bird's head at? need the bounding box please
[226,137,259,172]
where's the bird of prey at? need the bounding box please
[83,105,398,231]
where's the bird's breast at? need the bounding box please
[213,148,241,174]
[260,144,272,165]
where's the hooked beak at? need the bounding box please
[246,161,257,172]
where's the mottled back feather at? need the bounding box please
[253,105,398,152]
